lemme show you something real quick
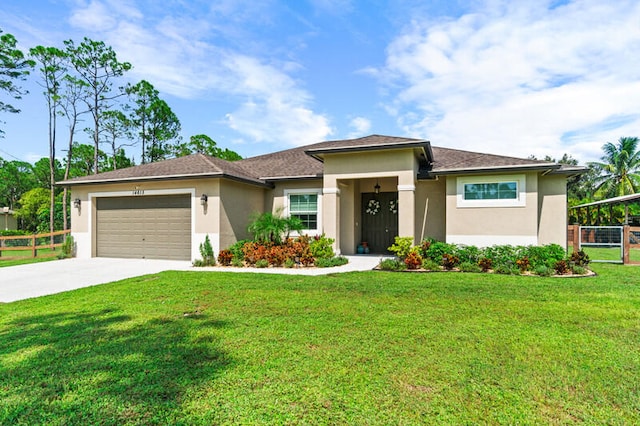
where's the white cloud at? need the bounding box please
[66,0,332,148]
[376,0,640,162]
[347,116,371,138]
[224,55,333,146]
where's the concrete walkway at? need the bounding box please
[0,255,385,303]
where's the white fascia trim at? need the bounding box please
[283,188,323,236]
[456,174,526,208]
[397,184,416,192]
[446,234,538,247]
[88,188,198,260]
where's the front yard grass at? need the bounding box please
[0,263,638,424]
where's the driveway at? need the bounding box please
[0,255,385,303]
[0,258,192,303]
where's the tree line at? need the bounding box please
[0,28,240,234]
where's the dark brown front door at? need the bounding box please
[361,192,399,254]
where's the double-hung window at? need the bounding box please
[285,189,321,234]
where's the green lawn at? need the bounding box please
[582,246,640,262]
[1,264,639,424]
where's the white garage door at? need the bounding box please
[96,195,191,260]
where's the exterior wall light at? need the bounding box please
[374,180,380,194]
[200,194,208,205]
[73,198,81,209]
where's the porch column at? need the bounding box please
[323,186,340,254]
[397,183,416,244]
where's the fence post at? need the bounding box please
[32,234,36,258]
[623,225,630,265]
[572,225,579,252]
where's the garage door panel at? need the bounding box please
[96,195,191,260]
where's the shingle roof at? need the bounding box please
[429,146,558,174]
[57,153,268,186]
[59,134,582,186]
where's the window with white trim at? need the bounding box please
[456,174,526,207]
[285,189,322,233]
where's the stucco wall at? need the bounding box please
[267,179,323,214]
[537,174,567,247]
[219,180,265,249]
[415,178,446,242]
[323,149,416,177]
[69,178,226,260]
[445,172,540,246]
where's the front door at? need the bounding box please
[361,192,399,253]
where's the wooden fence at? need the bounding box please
[568,225,640,264]
[0,230,71,259]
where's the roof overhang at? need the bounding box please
[305,140,433,168]
[423,163,561,178]
[570,193,640,209]
[57,172,273,189]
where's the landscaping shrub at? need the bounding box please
[421,258,441,271]
[459,261,482,273]
[423,241,457,262]
[494,264,520,275]
[416,239,432,258]
[242,242,269,265]
[57,235,74,259]
[379,258,406,271]
[441,253,460,270]
[255,259,269,268]
[228,239,250,261]
[196,235,215,266]
[455,245,483,264]
[309,234,335,259]
[315,256,348,268]
[534,265,553,276]
[478,257,493,272]
[388,236,414,260]
[267,245,287,267]
[554,260,570,275]
[404,250,423,269]
[570,250,590,267]
[571,265,587,275]
[516,257,531,273]
[231,257,244,267]
[484,245,518,270]
[217,249,233,266]
[284,258,295,268]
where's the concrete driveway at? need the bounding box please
[0,258,192,303]
[0,255,385,303]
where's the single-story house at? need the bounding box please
[59,135,583,261]
[1,207,17,231]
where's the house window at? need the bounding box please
[285,189,322,233]
[463,182,518,200]
[456,175,526,207]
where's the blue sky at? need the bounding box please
[1,0,639,165]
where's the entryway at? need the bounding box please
[361,192,399,254]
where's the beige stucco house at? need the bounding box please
[59,135,582,261]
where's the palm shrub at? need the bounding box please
[247,209,303,244]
